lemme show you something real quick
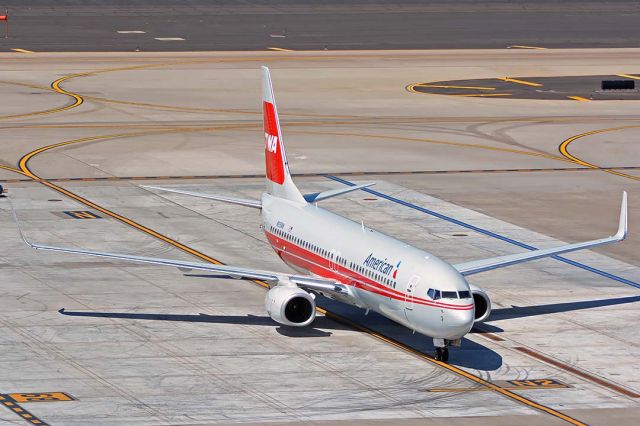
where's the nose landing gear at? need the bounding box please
[433,338,460,362]
[435,347,449,362]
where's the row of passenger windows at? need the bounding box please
[268,225,396,288]
[427,289,472,300]
[270,225,331,259]
[349,261,396,288]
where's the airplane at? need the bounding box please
[16,66,628,362]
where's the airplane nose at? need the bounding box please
[443,308,474,339]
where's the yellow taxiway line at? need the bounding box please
[451,93,512,97]
[426,385,568,392]
[616,74,640,80]
[499,77,543,87]
[559,126,640,181]
[11,48,34,53]
[415,84,496,90]
[7,124,585,425]
[568,96,590,102]
[508,45,547,50]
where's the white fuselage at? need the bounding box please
[261,193,475,340]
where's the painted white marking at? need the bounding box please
[268,47,293,52]
[265,133,278,153]
[117,30,146,34]
[270,34,286,38]
[154,37,185,41]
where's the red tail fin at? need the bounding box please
[261,66,305,203]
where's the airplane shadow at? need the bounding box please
[316,297,503,370]
[57,305,501,369]
[58,295,639,371]
[486,295,640,322]
[57,308,341,337]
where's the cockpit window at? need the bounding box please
[427,289,441,300]
[458,290,471,299]
[442,291,458,299]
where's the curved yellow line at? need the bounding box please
[293,129,570,163]
[0,165,27,175]
[0,75,84,120]
[18,125,250,180]
[14,124,588,425]
[559,126,640,181]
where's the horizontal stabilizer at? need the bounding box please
[141,185,261,209]
[455,191,628,276]
[304,182,375,203]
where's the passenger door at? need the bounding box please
[329,249,340,272]
[404,275,420,311]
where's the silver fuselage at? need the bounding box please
[261,193,474,340]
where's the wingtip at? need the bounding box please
[7,196,35,248]
[616,191,628,240]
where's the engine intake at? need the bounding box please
[265,285,316,327]
[469,284,492,323]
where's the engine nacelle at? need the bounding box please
[469,284,492,323]
[265,285,316,327]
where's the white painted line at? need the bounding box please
[268,47,294,52]
[270,34,286,38]
[154,37,185,41]
[117,30,146,34]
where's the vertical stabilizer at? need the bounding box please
[261,66,306,203]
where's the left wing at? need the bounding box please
[23,240,352,297]
[454,191,628,276]
[11,202,350,299]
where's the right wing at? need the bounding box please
[454,191,628,276]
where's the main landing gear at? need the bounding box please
[435,347,449,362]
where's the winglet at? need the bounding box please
[8,196,37,249]
[614,191,628,241]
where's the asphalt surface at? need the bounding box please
[410,75,640,100]
[0,1,640,51]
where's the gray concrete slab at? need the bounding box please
[0,50,638,425]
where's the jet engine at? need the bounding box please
[265,285,316,327]
[469,284,492,322]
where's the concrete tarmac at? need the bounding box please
[0,49,638,425]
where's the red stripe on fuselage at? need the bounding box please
[264,230,473,311]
